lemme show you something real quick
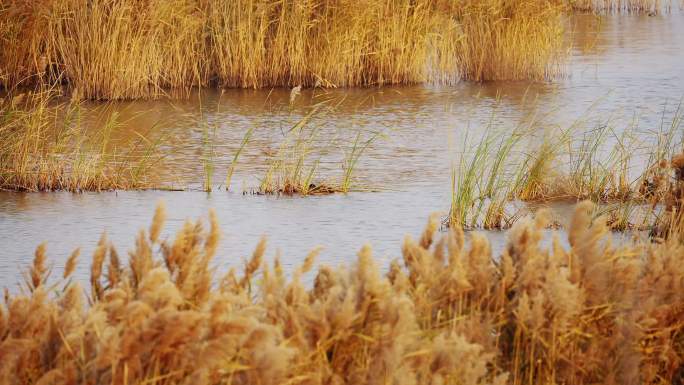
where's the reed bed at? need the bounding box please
[3,0,671,100]
[1,0,568,100]
[442,0,566,81]
[0,90,161,191]
[1,200,683,384]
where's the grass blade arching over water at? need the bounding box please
[225,126,254,192]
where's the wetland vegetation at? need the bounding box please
[447,102,684,231]
[1,0,568,99]
[0,89,162,192]
[1,0,684,384]
[2,199,684,384]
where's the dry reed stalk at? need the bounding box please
[149,202,167,244]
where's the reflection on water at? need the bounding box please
[1,13,683,287]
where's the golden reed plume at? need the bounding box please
[1,201,682,384]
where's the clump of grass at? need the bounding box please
[340,130,382,193]
[0,89,162,191]
[448,133,493,229]
[252,108,379,196]
[256,121,337,196]
[562,119,634,201]
[2,201,684,384]
[514,128,570,201]
[447,113,530,229]
[446,102,684,231]
[257,126,330,196]
[511,114,633,202]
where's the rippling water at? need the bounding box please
[1,13,682,287]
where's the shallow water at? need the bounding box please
[1,13,683,287]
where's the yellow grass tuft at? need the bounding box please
[0,89,162,191]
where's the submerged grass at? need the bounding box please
[0,90,162,192]
[1,200,683,384]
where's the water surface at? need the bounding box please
[1,13,683,287]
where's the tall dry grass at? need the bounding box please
[34,0,208,100]
[208,0,463,88]
[0,89,161,191]
[442,0,566,81]
[1,201,683,384]
[1,0,567,99]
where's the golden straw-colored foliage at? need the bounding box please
[1,202,683,384]
[0,90,160,191]
[0,0,567,99]
[440,0,565,81]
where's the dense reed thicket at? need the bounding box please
[442,0,565,82]
[1,201,683,384]
[0,0,566,99]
